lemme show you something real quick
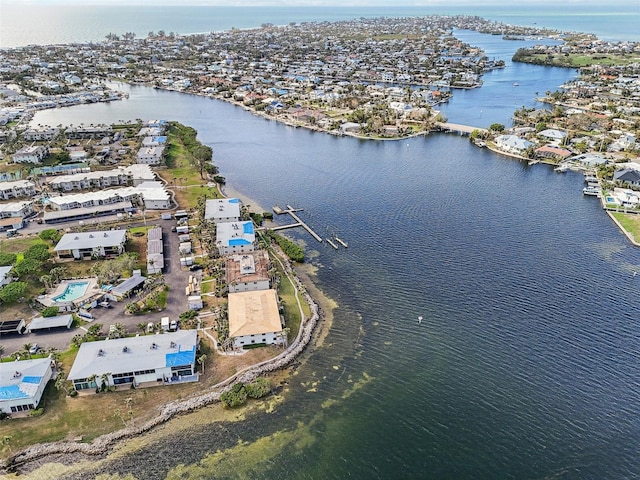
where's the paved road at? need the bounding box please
[0,218,200,356]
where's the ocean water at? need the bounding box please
[0,3,639,48]
[34,84,640,480]
[13,6,640,480]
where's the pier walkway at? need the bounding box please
[271,205,323,243]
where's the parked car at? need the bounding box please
[189,264,203,271]
[29,344,39,354]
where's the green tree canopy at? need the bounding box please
[41,306,60,317]
[24,244,50,262]
[13,258,42,277]
[0,253,17,266]
[0,282,28,304]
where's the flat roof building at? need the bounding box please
[204,198,241,223]
[226,250,271,293]
[67,330,198,391]
[54,230,127,260]
[216,221,256,256]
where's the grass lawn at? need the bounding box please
[271,250,310,343]
[0,236,48,255]
[611,212,640,241]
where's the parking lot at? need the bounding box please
[0,215,201,356]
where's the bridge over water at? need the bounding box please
[435,122,488,136]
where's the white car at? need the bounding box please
[29,344,39,354]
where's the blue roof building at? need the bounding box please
[67,330,198,392]
[216,221,256,256]
[0,357,53,415]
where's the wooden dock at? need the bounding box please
[271,205,323,243]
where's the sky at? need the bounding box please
[1,0,635,4]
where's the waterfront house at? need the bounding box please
[611,188,640,208]
[0,357,54,416]
[537,129,567,143]
[67,330,198,392]
[204,198,241,223]
[54,230,127,260]
[534,145,572,161]
[216,221,256,256]
[228,289,284,349]
[22,126,59,141]
[12,145,48,164]
[614,168,640,187]
[141,136,167,147]
[226,250,271,293]
[494,135,534,155]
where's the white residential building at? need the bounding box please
[136,181,171,209]
[228,289,283,349]
[204,198,241,223]
[216,221,256,256]
[67,330,198,391]
[0,357,54,415]
[494,135,534,155]
[54,230,127,260]
[136,146,165,165]
[0,180,36,200]
[226,250,271,293]
[22,126,60,141]
[12,145,48,164]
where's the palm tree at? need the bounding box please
[23,343,32,358]
[197,354,207,374]
[0,345,4,362]
[137,322,148,334]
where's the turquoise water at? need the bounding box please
[1,4,638,48]
[52,282,89,302]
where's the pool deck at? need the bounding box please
[36,277,102,310]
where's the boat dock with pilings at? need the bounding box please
[271,205,323,243]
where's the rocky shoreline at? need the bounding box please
[2,262,321,475]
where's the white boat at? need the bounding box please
[583,186,601,196]
[584,176,598,183]
[554,164,570,173]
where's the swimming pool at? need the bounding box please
[52,282,89,302]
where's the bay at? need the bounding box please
[23,17,640,480]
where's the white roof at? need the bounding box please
[216,221,255,247]
[0,180,34,191]
[0,357,51,402]
[0,201,32,215]
[48,188,139,208]
[28,314,73,331]
[48,168,128,186]
[67,330,197,380]
[54,230,126,251]
[0,265,12,283]
[204,198,241,221]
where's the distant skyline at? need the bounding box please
[2,0,636,5]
